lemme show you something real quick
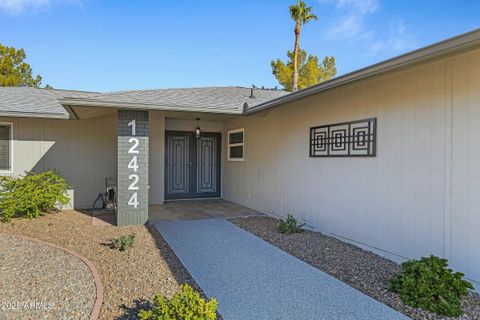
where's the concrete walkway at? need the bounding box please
[154,219,410,320]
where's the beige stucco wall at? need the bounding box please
[223,47,480,287]
[165,118,224,132]
[149,111,165,204]
[0,114,117,209]
[0,112,221,209]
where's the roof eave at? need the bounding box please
[59,98,243,115]
[245,28,480,115]
[0,111,70,120]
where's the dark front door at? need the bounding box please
[165,131,221,200]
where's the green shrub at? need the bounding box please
[110,234,135,251]
[390,255,473,317]
[0,170,69,222]
[138,284,218,320]
[277,214,305,234]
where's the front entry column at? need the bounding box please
[116,110,149,225]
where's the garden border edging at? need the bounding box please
[9,234,103,320]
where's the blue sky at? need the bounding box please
[0,0,479,92]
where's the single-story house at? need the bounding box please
[1,29,479,289]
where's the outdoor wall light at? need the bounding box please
[195,118,201,138]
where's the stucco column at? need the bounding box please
[116,110,149,225]
[148,110,165,205]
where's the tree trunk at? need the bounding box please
[291,21,301,92]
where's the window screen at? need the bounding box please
[0,124,11,170]
[229,131,244,144]
[229,146,243,159]
[228,129,244,161]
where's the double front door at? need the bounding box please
[165,131,221,200]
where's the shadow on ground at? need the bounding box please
[116,299,153,320]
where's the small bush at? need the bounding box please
[138,284,217,320]
[111,234,135,251]
[277,214,305,234]
[0,170,69,222]
[390,255,473,317]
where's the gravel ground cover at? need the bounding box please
[230,216,480,320]
[0,210,201,320]
[0,235,96,320]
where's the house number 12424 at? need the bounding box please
[127,120,139,208]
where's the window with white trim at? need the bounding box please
[228,128,244,161]
[0,123,12,172]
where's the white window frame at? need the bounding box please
[227,128,244,161]
[0,122,13,174]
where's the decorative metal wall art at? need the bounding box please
[309,118,376,157]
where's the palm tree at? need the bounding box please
[289,1,317,92]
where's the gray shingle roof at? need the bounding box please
[0,87,98,119]
[62,87,288,114]
[0,86,287,119]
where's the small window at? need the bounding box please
[228,128,244,161]
[0,123,12,172]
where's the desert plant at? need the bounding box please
[138,284,217,320]
[390,255,473,317]
[277,214,305,234]
[0,170,69,222]
[111,234,135,251]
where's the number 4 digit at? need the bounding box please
[128,156,138,172]
[128,192,139,208]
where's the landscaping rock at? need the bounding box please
[0,235,95,320]
[231,216,480,320]
[0,210,202,320]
